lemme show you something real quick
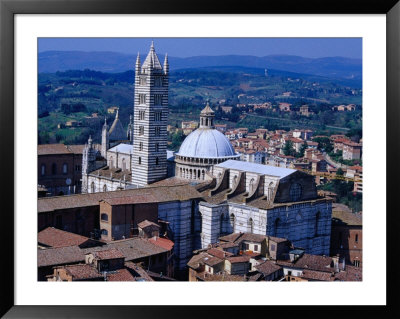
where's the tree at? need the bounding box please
[298,141,308,158]
[283,140,295,157]
[336,168,344,177]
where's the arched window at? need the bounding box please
[122,158,126,170]
[315,212,321,237]
[101,229,108,236]
[198,170,201,179]
[101,213,108,222]
[62,163,68,174]
[138,157,141,165]
[156,157,159,165]
[249,178,255,193]
[247,218,254,234]
[233,175,238,186]
[41,164,46,176]
[109,156,114,168]
[51,163,57,175]
[230,214,236,233]
[90,182,95,193]
[103,184,107,192]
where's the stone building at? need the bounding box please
[81,42,170,193]
[330,205,362,267]
[175,103,240,181]
[197,160,332,256]
[38,143,86,195]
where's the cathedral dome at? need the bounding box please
[177,128,238,159]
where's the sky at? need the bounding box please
[38,38,362,59]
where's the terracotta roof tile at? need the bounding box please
[38,184,203,213]
[64,264,103,280]
[38,227,94,248]
[148,237,174,251]
[92,248,125,260]
[255,260,282,276]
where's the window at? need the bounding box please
[101,213,108,222]
[138,157,141,165]
[90,182,95,193]
[230,214,235,232]
[254,244,258,252]
[101,229,108,236]
[354,260,360,267]
[139,142,143,151]
[139,94,146,105]
[122,158,126,170]
[247,218,254,234]
[139,110,145,121]
[155,143,159,152]
[154,76,163,86]
[155,127,161,136]
[355,234,359,243]
[289,183,302,201]
[103,185,107,192]
[140,77,146,86]
[271,244,276,251]
[40,164,46,176]
[154,111,162,121]
[154,94,163,105]
[155,157,159,165]
[139,126,144,135]
[62,163,68,174]
[51,163,57,175]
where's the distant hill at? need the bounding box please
[38,51,362,83]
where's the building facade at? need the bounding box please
[198,160,332,256]
[132,42,169,186]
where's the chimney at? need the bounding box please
[332,255,340,272]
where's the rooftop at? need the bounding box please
[92,248,125,260]
[38,227,96,248]
[38,184,202,213]
[255,260,282,276]
[107,143,134,154]
[216,160,296,178]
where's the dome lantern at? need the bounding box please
[199,102,215,129]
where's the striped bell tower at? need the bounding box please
[132,42,169,186]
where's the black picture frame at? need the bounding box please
[1,0,399,317]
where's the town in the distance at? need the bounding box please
[37,41,362,282]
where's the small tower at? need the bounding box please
[82,136,97,193]
[199,102,215,129]
[132,42,169,186]
[101,117,109,158]
[127,114,134,144]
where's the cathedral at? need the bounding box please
[82,42,170,193]
[79,42,332,266]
